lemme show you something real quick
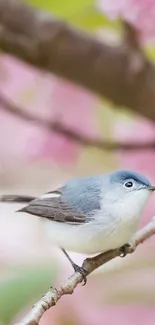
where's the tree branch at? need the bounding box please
[1,91,155,151]
[16,216,155,325]
[0,1,155,121]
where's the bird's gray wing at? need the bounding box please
[18,189,87,225]
[17,175,102,225]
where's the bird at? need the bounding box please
[1,169,155,283]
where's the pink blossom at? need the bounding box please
[98,0,155,41]
[30,79,100,163]
[0,56,99,165]
[40,293,155,325]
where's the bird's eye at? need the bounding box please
[124,181,134,188]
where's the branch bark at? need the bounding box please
[0,1,155,121]
[1,91,155,151]
[16,216,155,325]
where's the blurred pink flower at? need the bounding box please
[40,297,155,325]
[75,306,155,325]
[0,56,100,165]
[98,0,155,41]
[30,79,100,163]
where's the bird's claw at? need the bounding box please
[72,263,87,285]
[120,244,130,257]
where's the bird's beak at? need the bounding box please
[147,185,155,191]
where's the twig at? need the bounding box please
[0,1,155,121]
[0,91,155,151]
[16,217,155,325]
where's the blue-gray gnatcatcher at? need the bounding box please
[1,169,155,283]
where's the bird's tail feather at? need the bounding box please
[0,195,36,203]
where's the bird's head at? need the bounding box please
[104,170,155,216]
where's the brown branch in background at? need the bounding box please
[0,91,155,151]
[16,216,155,325]
[0,1,155,121]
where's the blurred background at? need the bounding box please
[0,0,155,324]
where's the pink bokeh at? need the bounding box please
[98,0,155,41]
[40,284,155,325]
[0,56,99,166]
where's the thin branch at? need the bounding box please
[0,91,155,151]
[0,1,155,121]
[16,216,155,325]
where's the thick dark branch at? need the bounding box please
[0,91,155,151]
[0,1,155,121]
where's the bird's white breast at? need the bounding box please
[41,189,150,254]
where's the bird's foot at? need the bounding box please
[119,243,131,257]
[61,248,87,285]
[72,263,87,286]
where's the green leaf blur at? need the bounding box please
[0,265,56,324]
[25,0,119,31]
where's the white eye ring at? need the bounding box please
[124,181,134,188]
